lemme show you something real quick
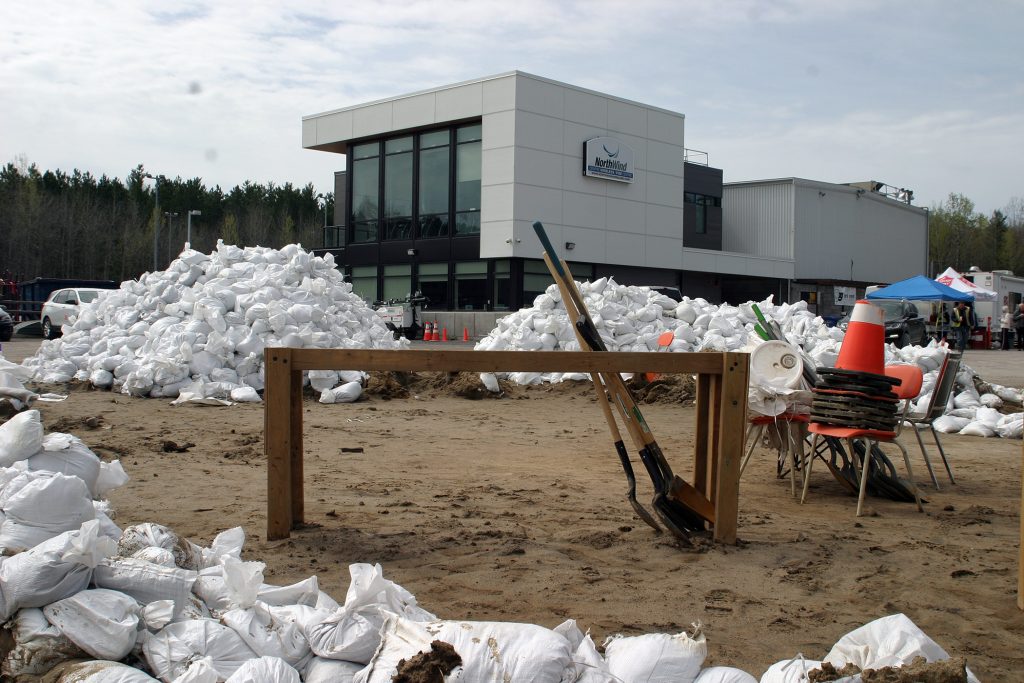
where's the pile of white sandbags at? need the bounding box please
[0,353,37,410]
[21,242,404,403]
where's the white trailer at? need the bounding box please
[966,270,1024,330]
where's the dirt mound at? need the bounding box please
[811,657,967,683]
[626,374,697,405]
[364,371,413,400]
[393,640,462,683]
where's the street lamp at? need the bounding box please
[186,210,201,246]
[317,193,330,246]
[163,211,179,266]
[142,173,161,271]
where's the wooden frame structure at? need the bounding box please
[264,349,749,544]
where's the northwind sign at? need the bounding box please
[583,137,634,183]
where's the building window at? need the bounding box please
[685,192,721,235]
[523,259,554,304]
[382,264,412,302]
[351,143,380,243]
[418,130,450,238]
[383,137,413,240]
[417,262,449,310]
[350,265,378,303]
[493,259,512,311]
[454,261,487,310]
[455,124,482,236]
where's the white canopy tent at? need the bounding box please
[935,267,998,301]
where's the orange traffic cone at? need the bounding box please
[431,320,440,341]
[423,321,432,341]
[835,299,885,375]
[462,327,470,342]
[441,327,449,342]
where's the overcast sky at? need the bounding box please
[2,1,1020,214]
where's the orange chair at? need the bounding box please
[801,364,925,517]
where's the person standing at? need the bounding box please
[951,301,970,352]
[1015,303,1024,350]
[1000,305,1014,350]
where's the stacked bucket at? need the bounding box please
[810,300,901,432]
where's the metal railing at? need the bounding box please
[684,148,709,165]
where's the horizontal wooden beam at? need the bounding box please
[286,349,728,374]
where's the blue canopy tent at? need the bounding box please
[866,275,973,343]
[866,275,973,302]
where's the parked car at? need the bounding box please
[0,304,12,342]
[839,300,927,348]
[40,288,107,339]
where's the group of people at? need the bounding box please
[1000,302,1024,350]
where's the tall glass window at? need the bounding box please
[493,259,512,311]
[455,124,482,236]
[383,137,413,240]
[523,259,554,304]
[685,192,720,235]
[454,261,487,310]
[350,265,378,303]
[351,143,380,243]
[417,262,449,310]
[418,130,450,239]
[382,264,412,301]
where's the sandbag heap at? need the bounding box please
[477,279,1024,439]
[21,242,405,403]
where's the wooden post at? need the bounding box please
[712,352,749,545]
[693,375,711,497]
[265,348,294,541]
[289,356,305,527]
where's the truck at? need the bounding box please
[963,270,1024,334]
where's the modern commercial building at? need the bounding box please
[303,72,927,319]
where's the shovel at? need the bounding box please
[534,222,713,541]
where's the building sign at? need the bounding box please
[834,286,857,306]
[583,137,634,183]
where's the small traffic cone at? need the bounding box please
[431,320,440,341]
[835,299,885,376]
[462,327,470,342]
[423,321,432,341]
[441,327,449,342]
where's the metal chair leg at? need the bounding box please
[912,424,940,489]
[741,424,763,476]
[894,439,924,512]
[930,424,956,485]
[854,438,871,517]
[800,434,819,504]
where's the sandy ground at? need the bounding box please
[3,338,1024,680]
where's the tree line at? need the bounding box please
[928,193,1024,277]
[0,158,334,286]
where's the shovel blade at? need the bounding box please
[668,475,716,525]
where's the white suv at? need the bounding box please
[40,288,106,339]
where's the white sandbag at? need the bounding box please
[974,406,1001,428]
[356,613,573,683]
[979,393,1004,408]
[93,557,197,614]
[1,607,86,679]
[958,421,996,437]
[40,660,160,682]
[224,656,301,683]
[603,629,707,683]
[143,600,177,631]
[95,460,130,497]
[27,433,102,495]
[0,520,117,620]
[0,409,44,466]
[952,391,981,409]
[480,373,500,393]
[996,413,1024,439]
[0,472,96,553]
[304,562,434,663]
[118,523,201,570]
[258,575,319,607]
[221,602,311,667]
[43,588,141,660]
[319,381,362,404]
[143,619,259,681]
[199,526,245,568]
[170,656,219,683]
[303,657,361,683]
[695,667,758,683]
[132,546,177,567]
[931,415,970,434]
[758,657,824,683]
[553,619,610,682]
[824,613,956,670]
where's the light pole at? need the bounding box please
[187,209,201,247]
[143,172,161,271]
[317,193,329,246]
[163,211,179,266]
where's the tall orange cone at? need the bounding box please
[431,320,440,341]
[423,321,432,341]
[462,327,470,342]
[835,299,885,375]
[441,327,449,342]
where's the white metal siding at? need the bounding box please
[722,183,794,258]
